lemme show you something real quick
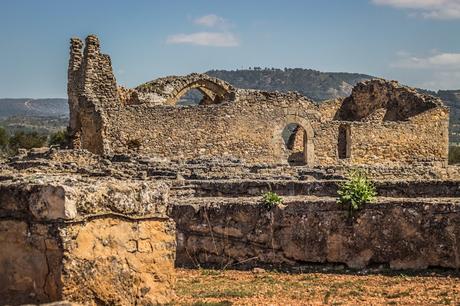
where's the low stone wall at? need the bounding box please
[0,177,176,305]
[172,198,460,270]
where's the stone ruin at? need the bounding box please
[68,35,448,168]
[0,35,459,305]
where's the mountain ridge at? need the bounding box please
[1,69,459,141]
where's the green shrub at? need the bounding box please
[9,131,47,152]
[261,191,283,209]
[49,129,70,148]
[337,170,376,215]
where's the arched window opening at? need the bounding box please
[338,124,351,159]
[282,123,307,165]
[177,89,206,107]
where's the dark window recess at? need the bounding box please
[338,125,350,159]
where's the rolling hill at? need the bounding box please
[0,71,458,143]
[0,98,68,119]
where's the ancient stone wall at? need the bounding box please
[313,108,449,166]
[104,91,320,165]
[172,199,460,270]
[68,35,449,168]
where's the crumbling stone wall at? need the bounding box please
[68,35,449,167]
[67,35,119,154]
[105,90,319,165]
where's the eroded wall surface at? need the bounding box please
[0,178,175,305]
[172,199,460,270]
[105,91,319,164]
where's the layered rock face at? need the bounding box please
[0,173,175,305]
[172,198,460,270]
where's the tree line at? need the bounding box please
[0,127,68,157]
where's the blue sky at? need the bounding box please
[0,0,459,97]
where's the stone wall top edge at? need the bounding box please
[0,178,170,221]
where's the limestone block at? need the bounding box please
[0,178,175,305]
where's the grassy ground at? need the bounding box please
[174,268,460,305]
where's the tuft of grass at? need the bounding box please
[200,269,223,276]
[199,289,254,299]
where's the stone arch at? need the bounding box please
[170,79,231,105]
[135,73,235,106]
[277,114,315,166]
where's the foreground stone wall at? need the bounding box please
[172,199,460,270]
[68,35,449,167]
[0,178,175,305]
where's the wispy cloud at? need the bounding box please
[167,14,239,47]
[193,14,230,28]
[166,32,239,47]
[372,0,460,19]
[391,50,460,89]
[392,51,460,69]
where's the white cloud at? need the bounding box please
[167,14,238,47]
[390,50,460,89]
[166,32,239,47]
[372,0,460,19]
[392,51,460,69]
[193,14,229,28]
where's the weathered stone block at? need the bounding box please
[0,178,175,305]
[173,198,460,270]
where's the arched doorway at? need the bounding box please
[282,123,307,165]
[280,116,314,166]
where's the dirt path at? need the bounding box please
[174,268,460,305]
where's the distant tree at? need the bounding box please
[49,129,70,148]
[9,131,47,152]
[0,127,8,150]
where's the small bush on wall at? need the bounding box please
[261,191,283,209]
[337,170,376,216]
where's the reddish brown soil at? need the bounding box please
[175,268,460,305]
